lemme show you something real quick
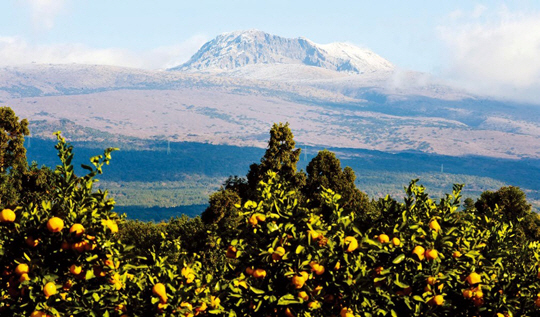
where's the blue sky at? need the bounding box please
[1,1,540,102]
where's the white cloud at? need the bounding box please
[438,6,540,104]
[0,35,207,69]
[23,0,67,30]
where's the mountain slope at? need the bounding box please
[170,30,394,74]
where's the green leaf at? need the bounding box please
[392,254,405,264]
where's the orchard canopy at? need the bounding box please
[1,106,540,317]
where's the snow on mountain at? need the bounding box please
[170,30,394,75]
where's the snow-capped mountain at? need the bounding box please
[170,30,394,74]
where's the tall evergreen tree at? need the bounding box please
[304,149,376,226]
[0,107,29,206]
[246,122,306,197]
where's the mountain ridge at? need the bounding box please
[170,29,394,74]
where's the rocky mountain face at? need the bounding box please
[170,30,394,74]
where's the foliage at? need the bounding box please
[3,108,540,316]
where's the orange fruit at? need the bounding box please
[308,230,320,240]
[462,289,473,298]
[378,234,389,243]
[47,217,64,233]
[15,263,29,276]
[69,223,85,237]
[252,268,266,279]
[392,237,401,246]
[299,271,309,281]
[19,273,30,282]
[0,209,16,222]
[452,250,462,258]
[272,246,285,261]
[344,236,358,252]
[427,276,436,285]
[535,296,540,307]
[340,307,354,317]
[72,241,87,253]
[425,249,438,260]
[255,213,266,222]
[310,262,325,275]
[429,219,441,232]
[307,301,320,309]
[285,307,295,317]
[466,272,482,285]
[245,267,254,275]
[152,283,167,303]
[430,295,444,306]
[412,246,425,260]
[30,311,48,317]
[248,215,258,226]
[298,291,309,301]
[43,282,56,298]
[292,275,305,289]
[226,246,237,258]
[70,264,82,275]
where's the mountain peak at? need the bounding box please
[170,30,394,74]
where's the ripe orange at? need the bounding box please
[0,209,16,222]
[430,295,444,306]
[462,289,473,298]
[69,223,85,237]
[72,241,87,253]
[378,234,389,244]
[412,246,425,260]
[298,291,309,301]
[245,267,254,275]
[292,275,305,289]
[19,273,30,282]
[252,268,266,279]
[427,276,437,285]
[152,283,167,303]
[535,296,540,307]
[285,307,295,317]
[452,250,462,258]
[272,246,285,261]
[47,217,64,233]
[226,246,237,258]
[340,307,354,317]
[466,272,482,285]
[310,262,325,275]
[248,215,258,226]
[255,213,266,222]
[299,271,309,281]
[429,219,441,232]
[392,237,401,246]
[15,263,29,276]
[30,311,49,317]
[307,301,320,309]
[344,236,358,252]
[43,282,56,298]
[70,264,82,275]
[425,249,438,260]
